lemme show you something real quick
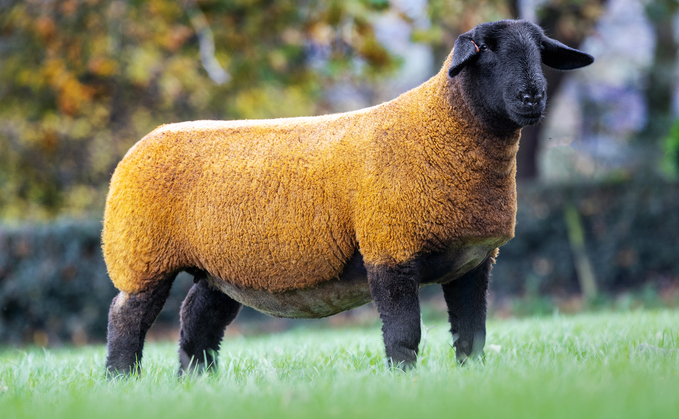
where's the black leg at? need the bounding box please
[106,275,175,376]
[367,260,421,370]
[178,278,241,375]
[441,256,491,364]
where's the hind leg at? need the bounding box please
[106,275,175,376]
[178,277,241,375]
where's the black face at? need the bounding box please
[448,20,594,134]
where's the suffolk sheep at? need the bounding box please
[103,19,593,375]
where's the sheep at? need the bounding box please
[103,19,593,376]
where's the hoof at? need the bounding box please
[387,348,418,371]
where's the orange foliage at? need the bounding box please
[0,0,401,219]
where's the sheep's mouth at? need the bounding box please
[508,108,544,127]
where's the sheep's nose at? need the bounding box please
[520,92,543,107]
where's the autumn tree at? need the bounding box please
[0,0,399,219]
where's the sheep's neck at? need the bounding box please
[446,77,520,175]
[385,72,520,250]
[399,75,521,181]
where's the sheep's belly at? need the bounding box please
[205,251,371,319]
[204,242,499,319]
[208,274,372,319]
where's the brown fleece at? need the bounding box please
[102,51,520,294]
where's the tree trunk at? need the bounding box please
[640,0,678,147]
[517,66,567,179]
[508,0,608,180]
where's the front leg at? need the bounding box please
[441,256,492,364]
[367,260,421,370]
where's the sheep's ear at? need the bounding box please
[449,35,480,78]
[541,36,594,70]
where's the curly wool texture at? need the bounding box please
[103,52,520,294]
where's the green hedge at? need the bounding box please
[0,221,112,345]
[492,181,679,296]
[1,181,678,345]
[0,221,197,346]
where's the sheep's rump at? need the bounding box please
[103,116,369,295]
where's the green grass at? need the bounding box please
[1,310,678,419]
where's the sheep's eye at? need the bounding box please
[479,44,489,52]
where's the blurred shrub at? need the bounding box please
[0,0,401,220]
[494,180,679,296]
[0,220,202,345]
[0,221,113,345]
[2,181,679,345]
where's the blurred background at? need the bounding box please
[1,0,678,347]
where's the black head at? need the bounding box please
[448,20,594,134]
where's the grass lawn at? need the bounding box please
[1,310,678,419]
